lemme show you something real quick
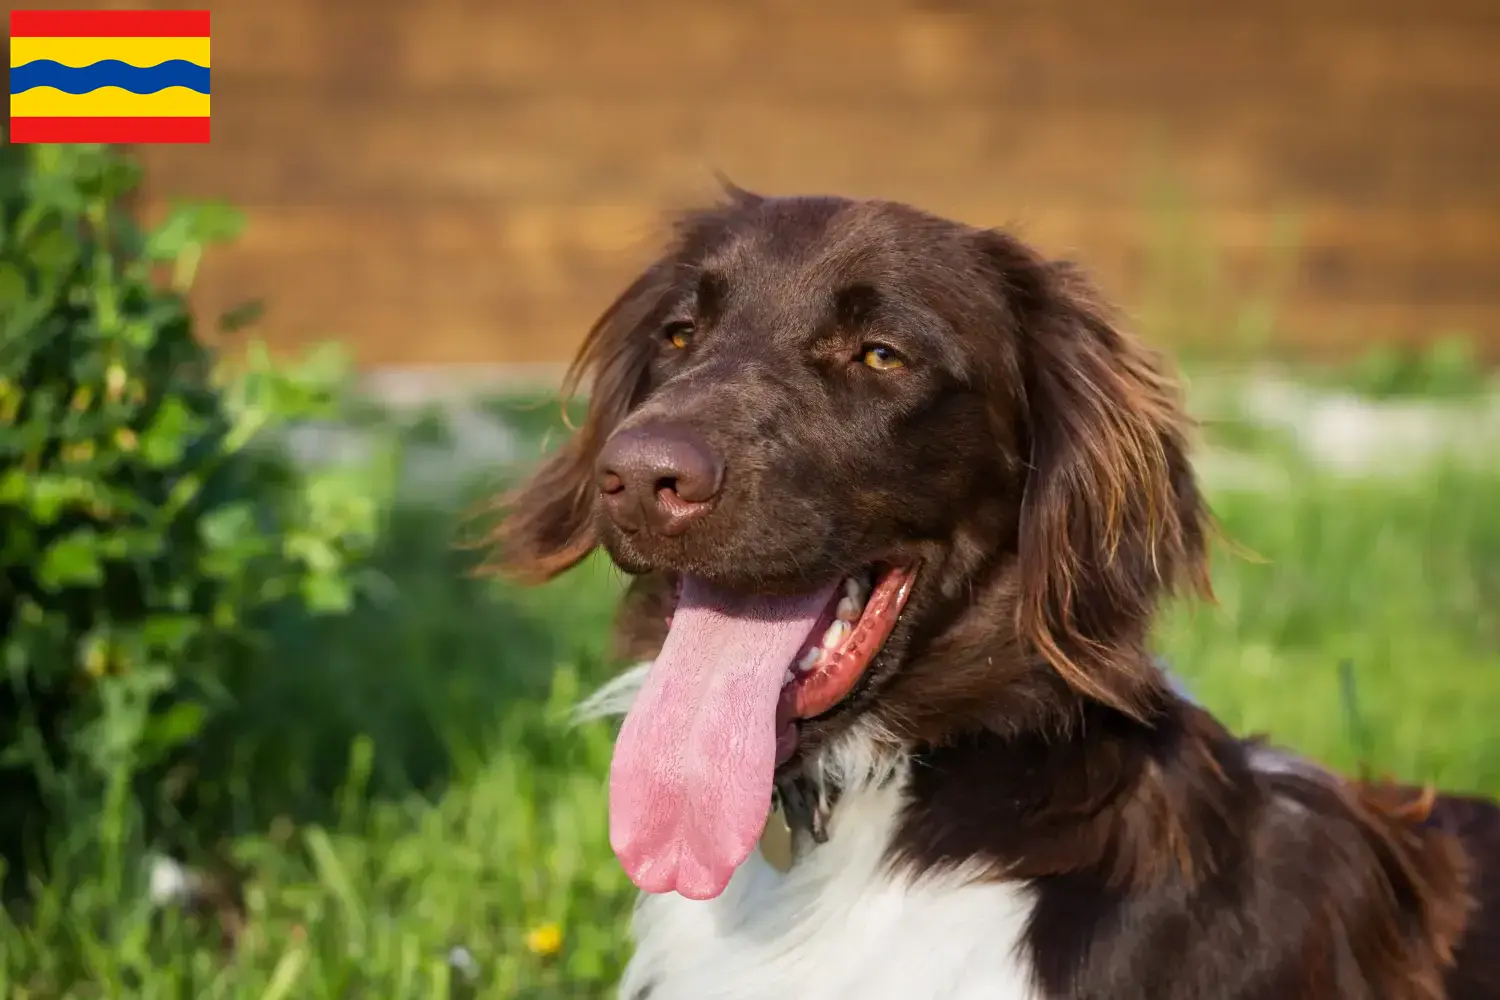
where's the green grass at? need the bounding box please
[3,385,1500,999]
[1162,463,1500,791]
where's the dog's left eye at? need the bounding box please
[860,344,905,370]
[663,321,694,350]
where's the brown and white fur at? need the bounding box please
[489,188,1500,1000]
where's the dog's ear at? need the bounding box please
[977,232,1212,718]
[483,196,752,582]
[484,261,675,582]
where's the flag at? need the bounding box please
[9,9,210,144]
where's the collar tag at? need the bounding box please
[758,802,796,873]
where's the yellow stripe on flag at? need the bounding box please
[10,36,211,68]
[9,86,210,118]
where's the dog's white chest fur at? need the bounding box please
[617,777,1041,1000]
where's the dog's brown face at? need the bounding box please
[493,190,1210,899]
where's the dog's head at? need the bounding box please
[491,189,1211,898]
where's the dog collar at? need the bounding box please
[761,774,834,872]
[759,802,796,872]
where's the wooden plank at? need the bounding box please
[137,91,1500,217]
[196,202,1500,301]
[124,0,1500,367]
[170,199,1500,366]
[199,1,1500,100]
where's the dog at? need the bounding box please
[490,187,1500,999]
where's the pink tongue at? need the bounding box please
[609,574,838,899]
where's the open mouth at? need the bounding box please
[775,565,915,759]
[662,564,917,763]
[608,563,917,900]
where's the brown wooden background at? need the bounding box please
[44,0,1500,368]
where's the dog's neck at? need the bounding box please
[767,682,1244,889]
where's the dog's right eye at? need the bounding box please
[860,344,905,371]
[663,321,694,350]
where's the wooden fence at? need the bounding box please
[96,0,1500,367]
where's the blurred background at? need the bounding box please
[3,1,1498,997]
[143,0,1500,372]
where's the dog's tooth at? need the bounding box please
[836,596,862,622]
[784,668,795,686]
[797,647,822,672]
[822,620,851,650]
[843,577,863,602]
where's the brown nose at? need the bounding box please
[596,423,724,536]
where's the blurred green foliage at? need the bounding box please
[0,143,388,880]
[1337,336,1489,400]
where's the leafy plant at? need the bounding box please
[0,142,389,877]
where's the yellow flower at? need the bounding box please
[524,922,562,958]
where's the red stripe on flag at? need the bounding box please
[8,116,210,143]
[8,9,210,37]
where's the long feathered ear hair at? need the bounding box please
[479,260,674,582]
[481,185,766,582]
[976,230,1213,719]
